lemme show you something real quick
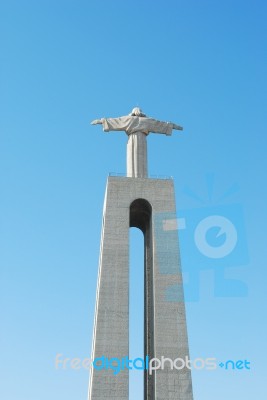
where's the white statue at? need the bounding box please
[91,107,183,178]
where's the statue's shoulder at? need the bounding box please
[117,115,132,121]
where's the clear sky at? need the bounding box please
[1,0,266,399]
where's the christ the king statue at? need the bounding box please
[91,107,183,178]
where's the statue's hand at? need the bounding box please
[172,123,183,131]
[91,119,103,125]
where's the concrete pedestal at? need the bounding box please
[89,176,193,400]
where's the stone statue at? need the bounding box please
[91,107,183,178]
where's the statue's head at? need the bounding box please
[130,107,146,117]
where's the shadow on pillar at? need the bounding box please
[130,199,154,400]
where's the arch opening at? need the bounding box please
[129,227,144,399]
[129,199,154,400]
[130,198,152,233]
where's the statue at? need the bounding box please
[91,107,183,178]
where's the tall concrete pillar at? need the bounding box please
[88,176,193,400]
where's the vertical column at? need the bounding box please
[152,210,193,400]
[89,181,129,400]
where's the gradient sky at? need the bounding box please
[1,1,267,399]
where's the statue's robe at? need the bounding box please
[102,116,173,178]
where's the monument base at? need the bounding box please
[89,176,193,400]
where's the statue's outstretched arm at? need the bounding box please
[91,119,103,125]
[171,123,183,131]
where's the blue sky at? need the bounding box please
[1,0,266,399]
